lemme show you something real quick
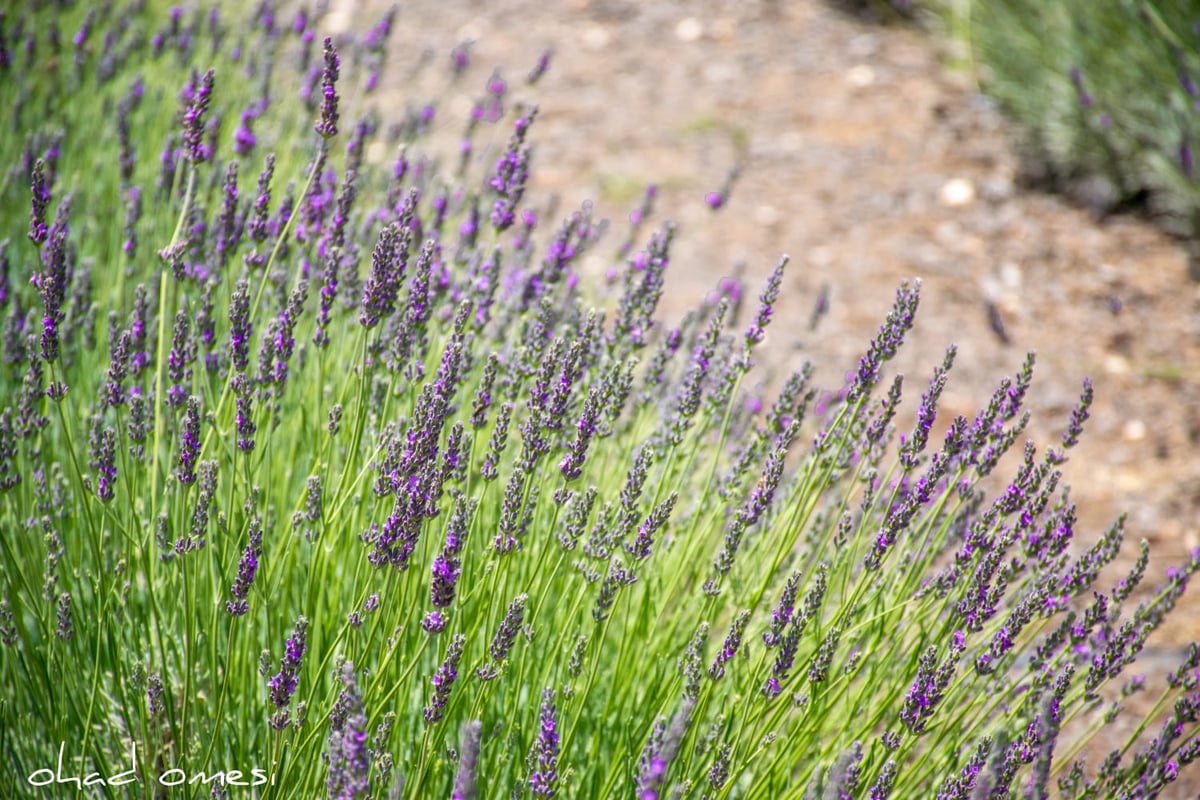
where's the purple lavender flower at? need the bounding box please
[0,410,20,491]
[870,759,898,799]
[489,108,536,231]
[213,162,240,268]
[360,219,407,329]
[763,570,802,647]
[664,298,727,447]
[899,639,962,736]
[176,460,217,554]
[899,346,956,469]
[704,166,740,211]
[451,41,472,76]
[232,373,256,453]
[326,662,370,800]
[615,225,672,348]
[228,278,251,372]
[1069,66,1093,108]
[234,104,259,155]
[226,506,262,616]
[166,310,194,407]
[180,69,215,163]
[453,720,483,800]
[95,427,117,502]
[28,158,51,246]
[423,633,465,724]
[848,281,921,403]
[246,154,275,246]
[626,492,677,560]
[527,48,553,85]
[315,37,340,138]
[1060,377,1093,452]
[55,592,72,640]
[709,610,751,681]
[530,688,559,797]
[122,185,142,258]
[560,385,601,481]
[101,330,131,409]
[636,699,694,800]
[479,594,527,677]
[33,197,71,363]
[744,256,787,346]
[177,396,201,485]
[426,500,467,622]
[268,616,309,729]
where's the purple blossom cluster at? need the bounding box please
[268,615,309,729]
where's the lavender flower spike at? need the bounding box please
[489,108,537,231]
[744,255,787,346]
[226,507,263,616]
[268,615,309,729]
[181,68,215,164]
[176,396,201,485]
[453,720,483,800]
[29,158,50,246]
[326,662,370,800]
[530,688,559,797]
[423,633,465,724]
[315,37,340,138]
[1061,377,1093,451]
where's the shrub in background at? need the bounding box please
[870,0,1200,247]
[1,2,1199,798]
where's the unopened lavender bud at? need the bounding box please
[56,592,72,639]
[423,633,465,724]
[180,68,215,164]
[176,396,202,485]
[709,610,750,681]
[744,256,787,346]
[229,278,251,372]
[28,158,51,246]
[315,37,340,138]
[483,594,527,670]
[95,427,117,503]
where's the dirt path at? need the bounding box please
[335,0,1200,756]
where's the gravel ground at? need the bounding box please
[326,0,1200,788]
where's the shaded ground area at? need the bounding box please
[333,0,1199,772]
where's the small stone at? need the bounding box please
[754,204,780,227]
[1123,419,1147,442]
[999,262,1023,289]
[939,178,976,207]
[847,64,875,88]
[1103,354,1130,375]
[675,17,704,42]
[582,25,610,49]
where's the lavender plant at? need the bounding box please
[1,2,1199,799]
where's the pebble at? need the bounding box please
[1123,419,1147,441]
[939,177,976,207]
[675,17,704,43]
[582,25,610,49]
[847,64,876,88]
